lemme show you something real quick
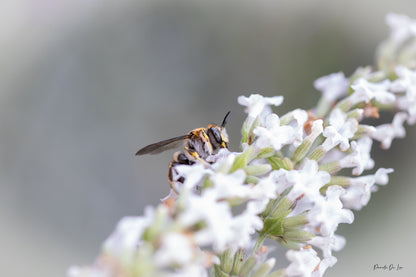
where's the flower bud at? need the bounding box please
[319,161,341,174]
[244,164,272,176]
[293,120,323,162]
[268,157,293,170]
[245,175,259,184]
[214,265,230,277]
[284,228,315,243]
[253,258,275,277]
[142,206,169,242]
[231,146,260,172]
[219,249,233,273]
[265,269,286,277]
[282,214,308,229]
[257,147,276,158]
[260,199,278,218]
[231,249,246,275]
[308,145,326,162]
[346,108,364,120]
[270,197,293,218]
[270,236,300,250]
[320,176,351,194]
[262,217,284,237]
[239,257,257,276]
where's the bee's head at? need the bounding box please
[207,111,231,150]
[207,125,228,150]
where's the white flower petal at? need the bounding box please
[312,256,337,277]
[179,191,234,251]
[230,206,264,249]
[285,159,330,203]
[314,72,349,103]
[328,108,346,130]
[281,109,309,147]
[253,113,297,151]
[341,184,370,210]
[154,233,193,267]
[322,109,358,151]
[342,168,394,210]
[371,112,407,149]
[339,138,374,175]
[209,169,248,199]
[103,207,155,256]
[286,247,321,277]
[311,119,324,135]
[238,94,284,120]
[174,163,211,191]
[309,234,346,259]
[307,186,354,236]
[322,126,348,151]
[386,13,416,43]
[392,66,416,124]
[350,78,396,105]
[374,168,394,185]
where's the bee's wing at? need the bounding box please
[135,135,189,155]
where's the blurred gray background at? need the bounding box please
[1,1,415,276]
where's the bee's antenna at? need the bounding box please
[221,111,232,127]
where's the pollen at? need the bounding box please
[259,245,268,254]
[304,110,319,135]
[162,197,176,211]
[314,260,322,272]
[363,102,380,118]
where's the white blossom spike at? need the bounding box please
[68,14,416,277]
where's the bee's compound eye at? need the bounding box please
[209,127,222,143]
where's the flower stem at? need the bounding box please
[253,233,267,254]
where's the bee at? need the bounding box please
[136,111,231,192]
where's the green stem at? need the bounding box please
[253,233,267,254]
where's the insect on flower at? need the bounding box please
[136,111,231,192]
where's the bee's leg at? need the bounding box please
[168,161,183,194]
[184,147,213,168]
[168,152,190,193]
[173,152,194,165]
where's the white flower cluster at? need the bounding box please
[236,93,394,276]
[69,13,416,277]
